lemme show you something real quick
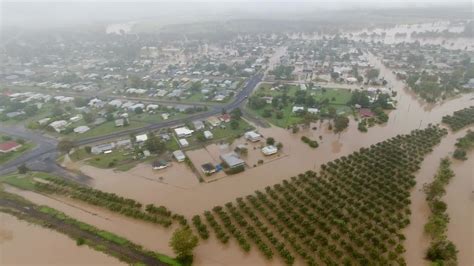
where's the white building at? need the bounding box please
[292,106,304,113]
[179,138,189,147]
[245,131,261,142]
[262,145,278,156]
[135,134,148,143]
[73,125,90,134]
[307,108,319,114]
[174,127,194,138]
[204,130,213,139]
[91,143,115,154]
[173,150,186,162]
[49,120,69,133]
[108,99,122,108]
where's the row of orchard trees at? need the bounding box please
[34,176,179,227]
[441,106,474,131]
[192,125,447,265]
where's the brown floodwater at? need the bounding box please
[446,153,474,266]
[402,127,474,266]
[0,212,121,266]
[14,54,474,265]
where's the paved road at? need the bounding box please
[0,74,262,177]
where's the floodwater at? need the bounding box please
[13,53,474,265]
[345,21,472,51]
[0,212,121,265]
[446,154,474,266]
[4,186,281,266]
[403,127,474,266]
[77,54,472,265]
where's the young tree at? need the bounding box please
[18,164,29,174]
[169,227,199,265]
[58,139,74,153]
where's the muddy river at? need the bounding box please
[0,212,121,265]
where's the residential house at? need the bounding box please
[192,120,205,131]
[201,163,216,174]
[73,126,90,134]
[204,130,214,140]
[173,150,186,162]
[49,120,69,133]
[207,116,221,127]
[244,131,261,142]
[220,152,245,169]
[262,145,278,156]
[91,143,115,155]
[175,127,194,138]
[179,138,189,147]
[218,113,231,123]
[135,134,148,143]
[0,141,22,153]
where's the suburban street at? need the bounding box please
[0,73,263,178]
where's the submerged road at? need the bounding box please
[0,74,263,176]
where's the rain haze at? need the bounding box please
[0,1,472,266]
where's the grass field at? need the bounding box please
[249,84,354,128]
[69,121,149,141]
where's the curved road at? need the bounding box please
[0,74,263,178]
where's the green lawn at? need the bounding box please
[246,105,303,128]
[249,84,354,128]
[69,121,149,140]
[85,151,134,169]
[0,174,36,190]
[0,142,35,165]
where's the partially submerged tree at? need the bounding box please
[169,227,199,265]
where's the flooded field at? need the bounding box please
[0,212,121,265]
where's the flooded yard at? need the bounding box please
[0,212,121,265]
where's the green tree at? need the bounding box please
[266,137,275,146]
[18,164,29,174]
[230,108,242,120]
[334,115,349,134]
[58,140,74,153]
[169,227,199,265]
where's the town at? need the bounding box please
[0,3,473,266]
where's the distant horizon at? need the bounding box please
[1,1,472,29]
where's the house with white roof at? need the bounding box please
[175,127,194,138]
[292,106,305,113]
[49,120,69,133]
[262,145,278,156]
[173,150,186,162]
[108,99,122,108]
[73,126,90,134]
[135,134,148,143]
[244,131,261,142]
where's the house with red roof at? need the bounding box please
[0,141,22,153]
[358,108,375,118]
[218,113,231,123]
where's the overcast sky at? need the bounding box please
[1,0,471,29]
